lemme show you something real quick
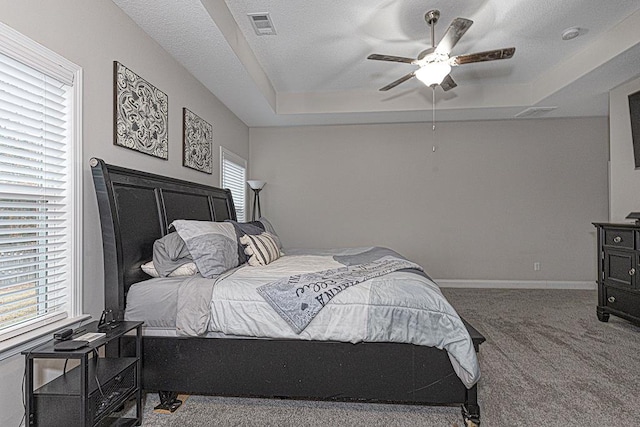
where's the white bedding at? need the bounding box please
[125,248,480,388]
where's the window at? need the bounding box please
[220,147,247,222]
[0,22,82,347]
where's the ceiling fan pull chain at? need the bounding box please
[432,88,436,131]
[432,88,437,152]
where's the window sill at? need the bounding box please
[0,315,92,361]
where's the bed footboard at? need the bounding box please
[121,331,483,408]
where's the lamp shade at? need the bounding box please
[415,62,451,87]
[247,180,266,190]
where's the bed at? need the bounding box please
[90,157,485,426]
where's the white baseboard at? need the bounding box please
[435,279,596,290]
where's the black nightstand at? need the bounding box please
[23,320,143,427]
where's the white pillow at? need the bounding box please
[240,232,282,266]
[141,261,198,278]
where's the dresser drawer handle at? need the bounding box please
[630,268,636,276]
[613,236,622,243]
[608,296,616,303]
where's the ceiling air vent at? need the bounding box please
[248,13,276,36]
[515,106,558,118]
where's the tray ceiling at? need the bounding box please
[113,0,640,126]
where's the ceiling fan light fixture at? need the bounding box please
[415,62,451,87]
[367,8,514,92]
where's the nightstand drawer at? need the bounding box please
[91,362,137,422]
[604,228,634,249]
[603,249,636,288]
[605,286,640,320]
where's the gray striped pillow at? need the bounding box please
[240,232,281,266]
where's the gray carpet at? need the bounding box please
[445,289,640,426]
[134,289,640,426]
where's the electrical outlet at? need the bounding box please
[534,262,541,271]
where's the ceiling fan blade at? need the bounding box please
[440,74,457,91]
[379,72,416,91]
[451,47,516,66]
[367,54,416,64]
[434,18,473,55]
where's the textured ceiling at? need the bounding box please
[112,0,640,126]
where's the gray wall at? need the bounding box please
[0,1,249,425]
[250,118,609,282]
[610,76,640,221]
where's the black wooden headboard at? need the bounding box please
[90,158,236,319]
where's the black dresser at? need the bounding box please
[594,222,640,324]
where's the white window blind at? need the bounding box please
[220,147,247,222]
[0,22,81,344]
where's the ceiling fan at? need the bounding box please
[367,9,515,91]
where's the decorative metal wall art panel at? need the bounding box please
[114,61,168,159]
[182,108,213,174]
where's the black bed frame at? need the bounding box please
[90,157,485,425]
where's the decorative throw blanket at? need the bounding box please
[257,255,423,333]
